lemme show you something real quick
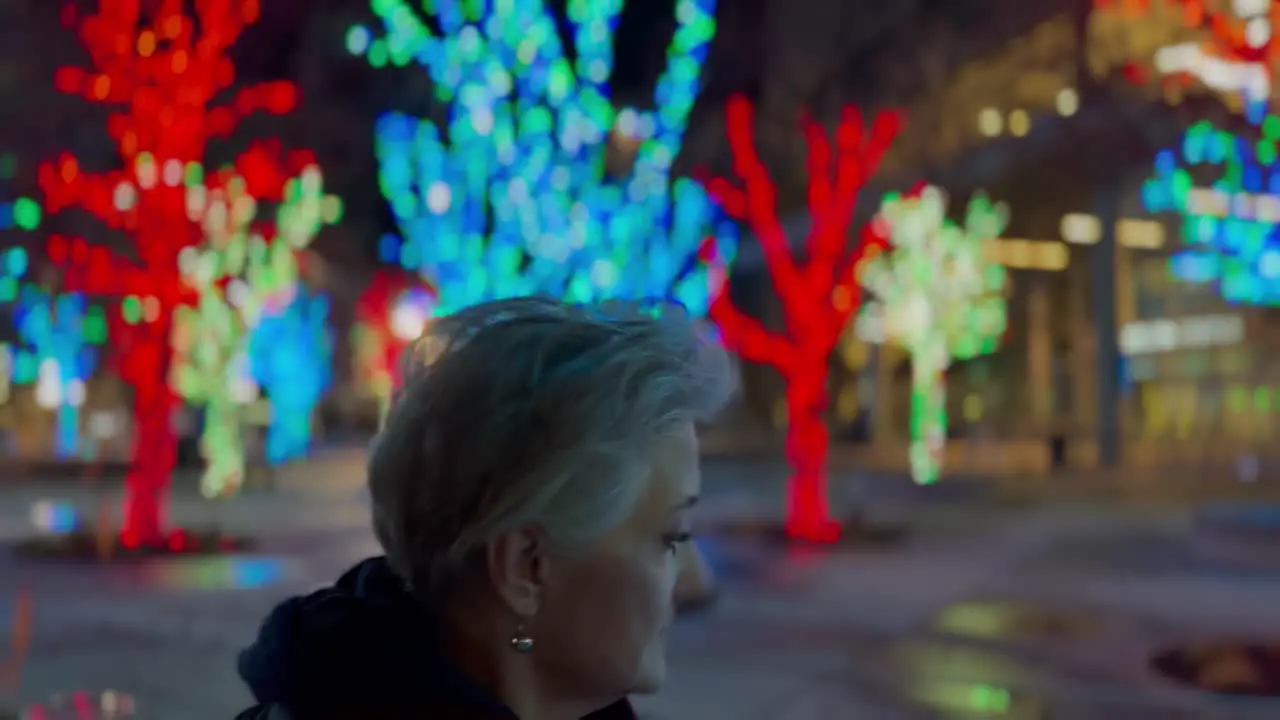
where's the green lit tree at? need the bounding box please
[172,164,340,497]
[856,186,1008,484]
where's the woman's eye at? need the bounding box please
[664,532,692,555]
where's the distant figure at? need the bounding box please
[235,298,735,719]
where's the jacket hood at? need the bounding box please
[238,556,507,714]
[238,556,634,719]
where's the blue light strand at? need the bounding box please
[1142,119,1280,306]
[13,288,101,458]
[248,289,333,465]
[352,0,736,316]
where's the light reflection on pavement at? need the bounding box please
[2,455,1280,718]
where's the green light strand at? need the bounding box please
[858,186,1009,485]
[173,164,340,497]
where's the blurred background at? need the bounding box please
[1,0,1280,717]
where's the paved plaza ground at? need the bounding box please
[0,451,1278,718]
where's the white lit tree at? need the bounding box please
[856,186,1009,484]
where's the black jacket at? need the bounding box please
[235,557,635,720]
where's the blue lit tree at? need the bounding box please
[0,246,30,406]
[2,169,58,437]
[1143,118,1280,305]
[2,162,109,463]
[347,0,736,315]
[0,157,41,306]
[249,289,333,465]
[12,289,108,458]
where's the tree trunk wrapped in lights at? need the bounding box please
[856,186,1009,485]
[40,0,306,546]
[703,95,904,543]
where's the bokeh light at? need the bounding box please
[857,186,1009,486]
[704,95,904,542]
[250,290,333,466]
[40,0,309,545]
[352,0,735,315]
[13,289,107,458]
[1143,118,1280,305]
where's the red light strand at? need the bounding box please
[706,95,903,543]
[41,0,300,546]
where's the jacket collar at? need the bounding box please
[238,557,636,720]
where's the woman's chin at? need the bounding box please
[628,647,668,694]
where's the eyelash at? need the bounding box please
[664,532,692,554]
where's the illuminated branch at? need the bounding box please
[707,94,903,543]
[352,0,732,316]
[708,98,802,306]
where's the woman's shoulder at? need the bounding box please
[587,699,638,720]
[234,699,636,719]
[233,705,416,720]
[234,704,290,720]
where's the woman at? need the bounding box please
[235,297,735,719]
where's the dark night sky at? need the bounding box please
[0,0,1215,290]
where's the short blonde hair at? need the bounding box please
[367,297,734,593]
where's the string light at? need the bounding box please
[247,167,341,468]
[0,241,32,405]
[41,0,304,547]
[1,161,37,405]
[249,290,333,466]
[1,168,63,420]
[1143,118,1280,304]
[703,95,904,543]
[172,172,257,498]
[2,167,110,524]
[857,186,1008,486]
[1099,0,1277,120]
[0,152,40,232]
[174,165,338,496]
[351,0,734,315]
[13,289,107,458]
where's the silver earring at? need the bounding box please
[510,625,535,653]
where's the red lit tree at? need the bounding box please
[39,0,304,546]
[703,96,903,543]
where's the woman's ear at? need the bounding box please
[484,525,551,618]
